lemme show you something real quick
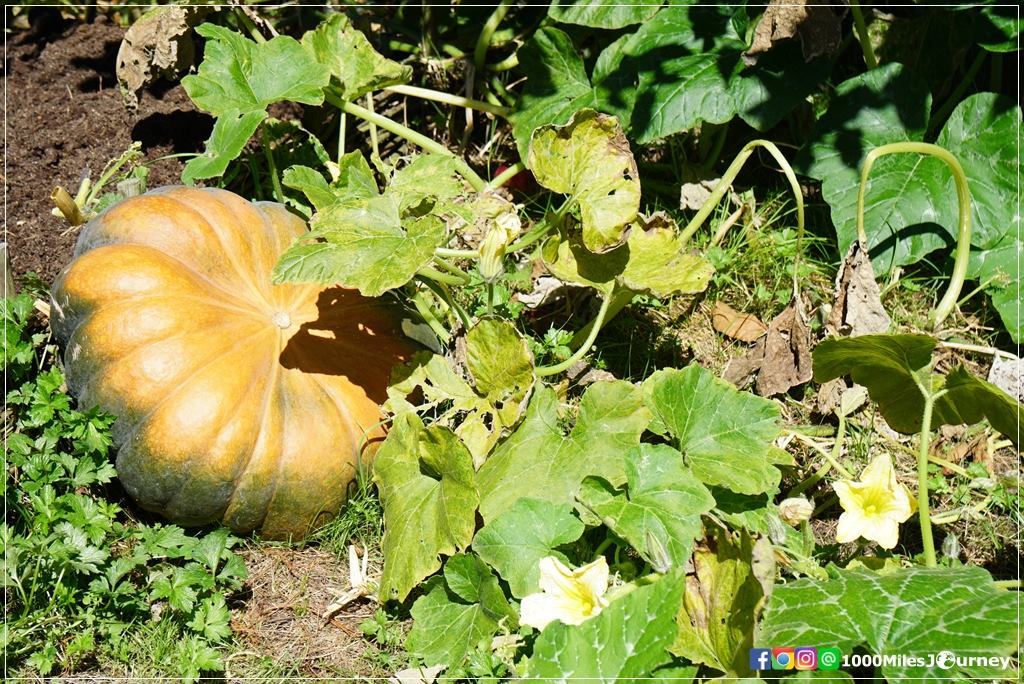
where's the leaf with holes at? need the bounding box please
[529,109,640,252]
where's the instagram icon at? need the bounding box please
[795,647,818,670]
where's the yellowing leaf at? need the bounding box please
[529,109,640,252]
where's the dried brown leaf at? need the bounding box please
[116,5,210,109]
[743,0,846,66]
[826,240,891,337]
[722,298,813,397]
[712,301,768,342]
[755,299,813,397]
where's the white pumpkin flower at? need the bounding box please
[519,556,610,631]
[833,453,917,549]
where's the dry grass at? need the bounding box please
[227,544,392,680]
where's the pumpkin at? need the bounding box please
[51,186,411,539]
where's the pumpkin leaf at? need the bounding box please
[477,381,650,523]
[525,571,685,680]
[591,5,830,143]
[511,26,598,160]
[181,109,266,184]
[671,527,776,676]
[812,335,1023,445]
[387,321,533,466]
[281,165,336,212]
[528,109,640,252]
[465,319,534,423]
[935,93,1022,251]
[387,154,466,213]
[301,13,411,102]
[183,24,329,116]
[799,64,937,272]
[406,555,516,668]
[548,0,662,30]
[757,567,1020,681]
[969,235,1022,342]
[283,152,380,213]
[643,366,781,495]
[618,216,715,297]
[578,444,715,572]
[272,194,445,296]
[800,69,1021,275]
[542,214,714,298]
[374,413,478,602]
[472,498,585,599]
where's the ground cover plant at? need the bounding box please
[4,1,1021,680]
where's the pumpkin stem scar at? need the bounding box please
[272,311,292,329]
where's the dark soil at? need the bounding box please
[3,13,212,285]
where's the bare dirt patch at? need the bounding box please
[3,13,211,284]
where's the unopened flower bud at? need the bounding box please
[478,210,521,282]
[778,497,815,526]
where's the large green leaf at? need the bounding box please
[672,527,775,676]
[936,93,1022,250]
[181,109,266,183]
[643,366,781,495]
[529,109,641,252]
[578,444,714,572]
[472,498,585,599]
[373,414,478,602]
[272,195,445,296]
[801,68,1022,277]
[591,4,829,143]
[976,4,1023,52]
[799,63,938,272]
[477,382,650,522]
[812,334,936,434]
[301,13,411,101]
[183,24,328,115]
[548,0,662,29]
[969,235,1022,342]
[406,554,516,668]
[757,567,1020,681]
[525,571,685,680]
[812,334,1023,445]
[511,26,598,159]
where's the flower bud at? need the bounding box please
[778,496,815,526]
[478,209,521,282]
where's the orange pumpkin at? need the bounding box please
[51,186,411,539]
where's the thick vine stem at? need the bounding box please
[855,142,972,331]
[915,386,945,568]
[535,288,615,377]
[487,161,526,191]
[474,1,511,79]
[325,91,487,191]
[679,139,805,297]
[849,0,877,69]
[384,84,510,118]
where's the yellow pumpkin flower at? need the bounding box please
[519,556,610,631]
[833,453,917,549]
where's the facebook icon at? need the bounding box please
[750,648,772,671]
